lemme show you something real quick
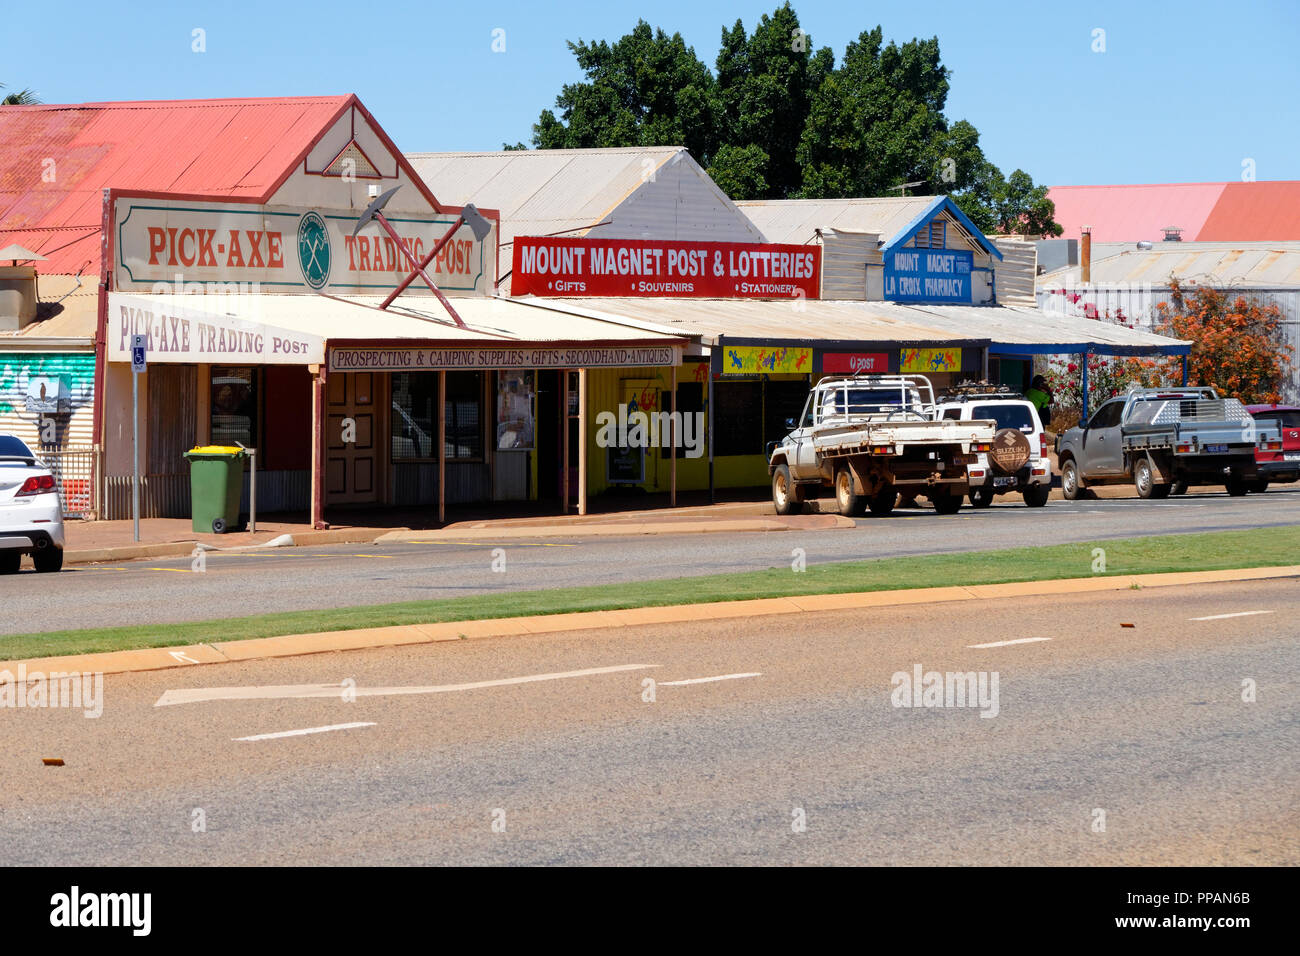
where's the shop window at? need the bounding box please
[391,371,483,461]
[210,366,258,448]
[713,380,763,456]
[764,380,811,446]
[660,380,705,459]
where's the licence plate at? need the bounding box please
[1286,453,1300,461]
[1205,444,1228,453]
[953,454,976,465]
[993,476,1016,487]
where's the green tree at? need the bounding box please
[797,27,949,197]
[1,83,40,105]
[531,21,717,162]
[712,3,824,198]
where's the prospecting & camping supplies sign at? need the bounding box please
[511,236,820,300]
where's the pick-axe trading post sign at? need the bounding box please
[113,195,495,296]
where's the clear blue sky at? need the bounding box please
[5,0,1298,186]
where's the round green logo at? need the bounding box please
[297,211,331,289]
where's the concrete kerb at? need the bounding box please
[64,527,408,566]
[3,564,1297,683]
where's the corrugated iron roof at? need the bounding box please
[0,97,350,274]
[1038,241,1300,289]
[406,147,685,247]
[530,297,1186,354]
[1047,181,1300,243]
[736,196,934,245]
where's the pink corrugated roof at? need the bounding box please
[1047,182,1227,243]
[0,96,350,273]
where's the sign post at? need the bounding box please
[130,334,147,542]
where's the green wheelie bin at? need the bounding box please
[183,445,246,534]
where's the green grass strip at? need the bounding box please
[3,525,1297,661]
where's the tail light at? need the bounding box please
[1039,433,1047,458]
[15,474,56,496]
[972,442,991,453]
[1261,439,1282,451]
[870,444,893,456]
[1175,443,1192,454]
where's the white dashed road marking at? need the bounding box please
[1189,610,1275,621]
[235,722,376,742]
[967,637,1053,649]
[156,663,660,707]
[659,672,763,686]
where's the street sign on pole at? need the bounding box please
[131,334,146,542]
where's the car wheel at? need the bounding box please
[969,487,994,508]
[1023,484,1050,508]
[868,488,896,516]
[1061,460,1082,501]
[771,464,803,516]
[1249,479,1269,494]
[897,494,919,509]
[1134,458,1169,499]
[835,467,863,516]
[1170,481,1188,496]
[0,552,20,574]
[1226,478,1249,497]
[931,491,962,515]
[33,547,63,573]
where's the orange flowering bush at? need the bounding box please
[1154,280,1294,404]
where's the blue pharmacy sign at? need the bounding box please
[884,248,974,304]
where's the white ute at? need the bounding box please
[0,434,66,573]
[769,375,997,516]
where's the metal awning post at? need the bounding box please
[438,370,446,525]
[669,363,677,508]
[1081,352,1090,422]
[1181,354,1189,386]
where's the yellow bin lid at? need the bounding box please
[187,445,245,455]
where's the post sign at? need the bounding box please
[114,197,495,295]
[884,249,973,303]
[130,334,147,373]
[821,352,890,375]
[511,236,820,300]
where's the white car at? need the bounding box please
[0,435,66,573]
[936,388,1051,508]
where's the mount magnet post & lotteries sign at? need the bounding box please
[113,196,494,295]
[511,236,820,300]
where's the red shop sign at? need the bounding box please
[822,352,890,374]
[511,236,820,299]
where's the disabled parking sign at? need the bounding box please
[131,334,147,373]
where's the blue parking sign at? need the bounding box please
[131,334,147,373]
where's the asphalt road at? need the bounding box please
[1,579,1295,865]
[2,485,1299,634]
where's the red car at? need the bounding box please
[1247,404,1300,490]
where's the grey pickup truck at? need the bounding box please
[1057,387,1282,499]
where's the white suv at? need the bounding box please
[0,434,66,573]
[936,388,1051,508]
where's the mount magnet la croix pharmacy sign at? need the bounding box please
[113,197,494,295]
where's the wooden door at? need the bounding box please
[326,371,378,504]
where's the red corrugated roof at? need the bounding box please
[1048,181,1300,243]
[1197,182,1300,241]
[0,96,350,273]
